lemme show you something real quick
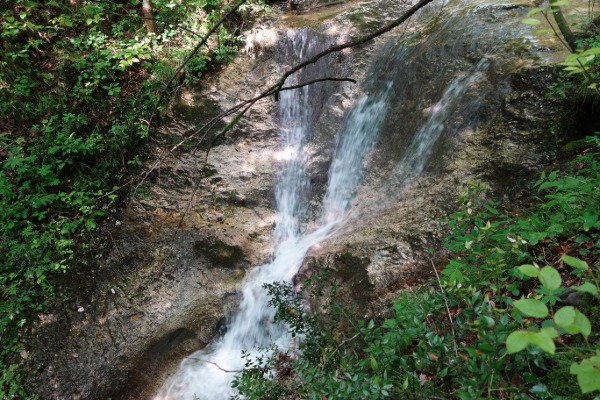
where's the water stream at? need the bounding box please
[155,11,490,400]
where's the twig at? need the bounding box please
[137,0,436,223]
[321,332,360,371]
[430,259,459,358]
[136,76,355,194]
[185,356,244,373]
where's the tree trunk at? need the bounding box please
[551,5,577,52]
[142,0,159,35]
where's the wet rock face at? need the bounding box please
[26,1,567,398]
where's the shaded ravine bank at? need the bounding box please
[25,1,568,398]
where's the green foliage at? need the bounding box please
[507,256,599,393]
[233,135,600,399]
[0,0,272,395]
[525,1,600,97]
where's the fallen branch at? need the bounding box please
[272,0,435,100]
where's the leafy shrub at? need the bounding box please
[0,0,272,395]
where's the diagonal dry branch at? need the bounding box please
[141,0,435,183]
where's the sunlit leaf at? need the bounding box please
[527,7,543,17]
[506,330,529,354]
[572,282,598,297]
[554,306,576,328]
[514,298,549,318]
[518,264,540,278]
[571,355,600,393]
[539,266,561,291]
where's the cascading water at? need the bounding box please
[391,58,489,183]
[155,9,492,400]
[275,31,316,242]
[154,31,395,400]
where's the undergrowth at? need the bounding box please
[0,0,272,397]
[233,134,600,399]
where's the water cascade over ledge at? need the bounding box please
[155,14,492,399]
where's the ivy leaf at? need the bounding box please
[514,298,549,318]
[539,266,561,291]
[570,354,600,393]
[562,255,589,271]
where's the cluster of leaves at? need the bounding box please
[522,0,600,98]
[0,0,272,397]
[232,134,600,400]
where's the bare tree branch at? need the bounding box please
[272,0,436,100]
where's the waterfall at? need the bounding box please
[391,58,489,183]
[155,23,489,400]
[274,30,317,242]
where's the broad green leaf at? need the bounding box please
[507,330,556,354]
[514,298,549,318]
[518,264,540,278]
[573,310,592,337]
[580,47,600,57]
[564,53,581,63]
[573,282,598,296]
[539,266,561,291]
[570,355,600,393]
[550,0,570,5]
[540,326,559,339]
[506,330,529,354]
[522,18,541,25]
[562,255,589,271]
[555,306,592,336]
[554,306,576,328]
